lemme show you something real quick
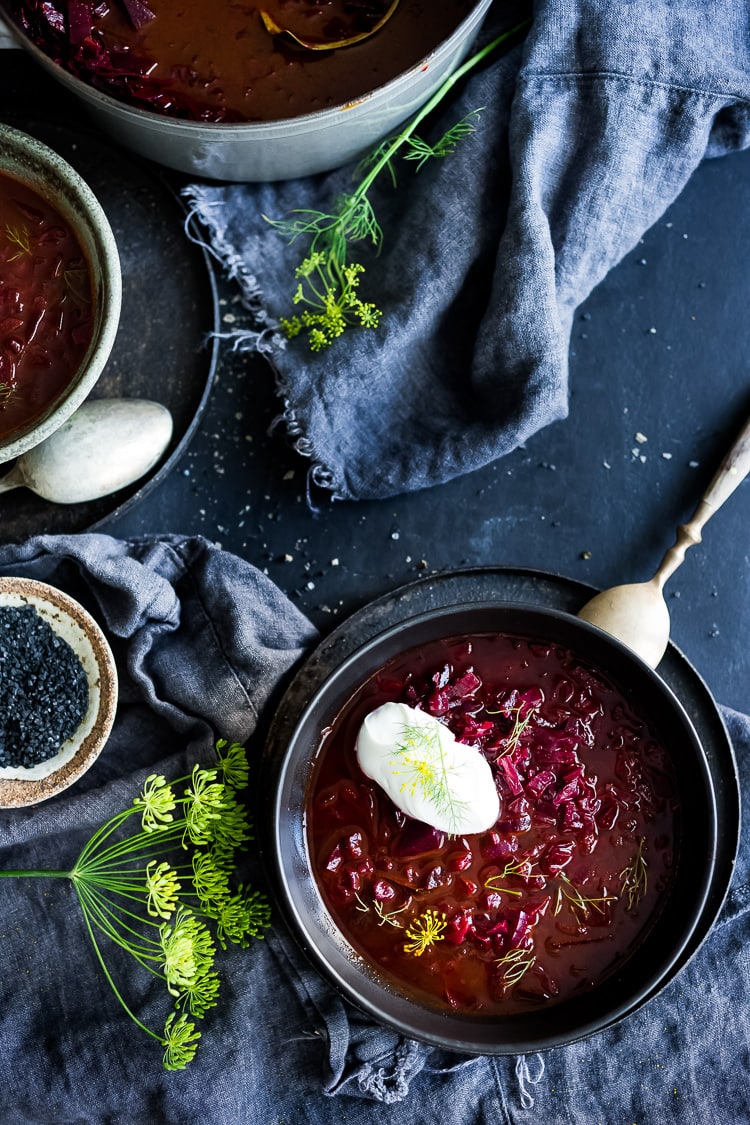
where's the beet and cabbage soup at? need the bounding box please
[7,1,475,123]
[0,171,93,441]
[308,632,680,1016]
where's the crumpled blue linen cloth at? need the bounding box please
[0,533,748,1124]
[184,0,750,502]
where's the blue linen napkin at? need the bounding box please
[0,533,748,1123]
[184,0,750,503]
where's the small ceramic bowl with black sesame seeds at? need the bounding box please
[0,576,118,807]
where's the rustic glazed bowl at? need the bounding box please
[0,1,493,181]
[0,125,121,466]
[263,601,729,1054]
[0,577,118,807]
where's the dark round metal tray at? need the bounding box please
[262,565,740,1027]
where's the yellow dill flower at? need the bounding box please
[159,907,216,996]
[215,740,250,790]
[403,909,447,956]
[162,1012,201,1071]
[145,860,181,920]
[184,766,226,846]
[133,774,176,832]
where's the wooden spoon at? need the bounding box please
[578,412,750,667]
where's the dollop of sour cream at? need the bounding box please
[355,701,500,835]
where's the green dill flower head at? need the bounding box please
[133,774,177,832]
[184,766,226,847]
[279,315,303,339]
[160,907,217,996]
[205,791,253,861]
[356,302,381,329]
[215,740,249,790]
[191,850,232,915]
[343,262,365,288]
[296,250,326,278]
[180,967,221,1020]
[308,327,329,352]
[162,1011,201,1071]
[145,859,181,920]
[214,887,271,950]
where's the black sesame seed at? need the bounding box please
[0,604,89,769]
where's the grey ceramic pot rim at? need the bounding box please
[265,601,724,1055]
[0,123,122,465]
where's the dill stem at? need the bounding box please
[0,869,69,879]
[76,887,162,1043]
[345,19,530,232]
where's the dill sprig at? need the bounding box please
[0,739,269,1071]
[484,855,537,897]
[619,837,648,911]
[354,892,408,928]
[5,223,32,261]
[391,719,469,834]
[553,873,617,925]
[266,19,529,351]
[495,946,536,987]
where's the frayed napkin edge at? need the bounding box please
[181,187,348,506]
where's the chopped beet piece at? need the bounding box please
[394,820,445,858]
[497,756,524,796]
[120,0,155,29]
[443,910,472,944]
[371,879,395,903]
[480,832,518,861]
[540,841,575,876]
[526,769,555,798]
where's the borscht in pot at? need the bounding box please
[267,603,720,1053]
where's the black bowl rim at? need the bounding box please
[263,595,728,1054]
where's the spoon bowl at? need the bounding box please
[578,413,750,667]
[259,0,400,50]
[0,398,173,505]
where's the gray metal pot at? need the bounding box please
[0,1,493,182]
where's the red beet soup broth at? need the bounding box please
[0,171,94,440]
[6,1,475,124]
[307,632,680,1016]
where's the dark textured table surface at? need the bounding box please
[1,45,749,716]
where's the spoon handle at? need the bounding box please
[0,465,26,495]
[654,411,750,589]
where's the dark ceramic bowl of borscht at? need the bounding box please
[263,601,725,1054]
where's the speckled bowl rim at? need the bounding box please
[0,124,122,465]
[0,576,118,807]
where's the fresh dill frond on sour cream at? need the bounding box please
[355,701,499,835]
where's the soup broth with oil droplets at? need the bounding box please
[0,171,94,440]
[308,633,679,1015]
[7,0,475,123]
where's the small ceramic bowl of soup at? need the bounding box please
[263,602,728,1054]
[0,124,121,465]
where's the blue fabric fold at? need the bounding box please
[183,0,750,502]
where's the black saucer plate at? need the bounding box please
[262,566,740,1000]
